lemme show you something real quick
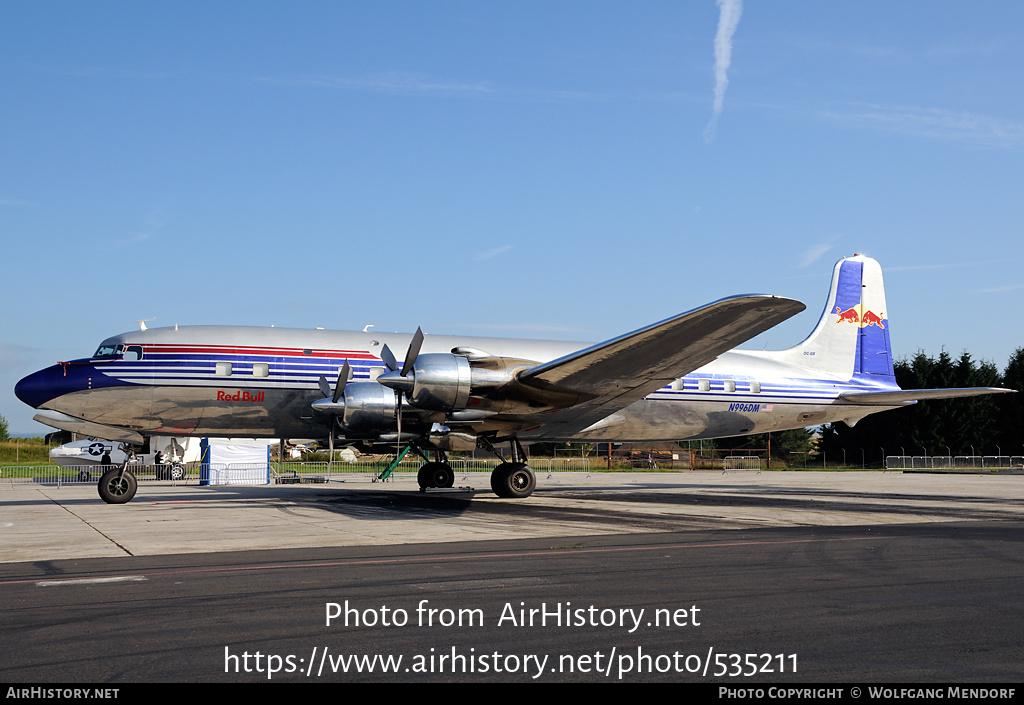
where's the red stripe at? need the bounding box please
[131,343,378,359]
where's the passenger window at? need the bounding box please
[724,381,736,393]
[698,379,710,392]
[216,362,233,376]
[253,363,269,378]
[750,381,761,394]
[123,346,143,361]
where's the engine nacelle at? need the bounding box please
[341,382,397,433]
[406,353,472,411]
[377,353,533,413]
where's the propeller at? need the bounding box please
[379,326,423,382]
[318,359,351,404]
[378,327,424,456]
[317,360,351,464]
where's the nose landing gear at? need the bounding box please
[98,467,137,504]
[97,443,139,504]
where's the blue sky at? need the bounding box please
[2,1,1022,435]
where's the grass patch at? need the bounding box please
[0,439,53,464]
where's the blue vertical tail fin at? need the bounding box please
[769,255,896,385]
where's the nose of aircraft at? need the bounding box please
[15,365,67,409]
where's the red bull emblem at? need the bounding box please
[861,310,885,329]
[834,307,860,324]
[834,305,885,329]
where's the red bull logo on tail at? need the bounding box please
[835,307,860,324]
[834,304,885,329]
[861,310,885,329]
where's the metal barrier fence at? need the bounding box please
[885,455,1024,470]
[723,456,762,472]
[0,457,592,488]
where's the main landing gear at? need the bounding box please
[417,461,455,490]
[490,462,535,498]
[414,439,537,498]
[415,447,456,490]
[482,437,536,499]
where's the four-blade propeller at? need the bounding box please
[378,327,424,452]
[314,328,425,452]
[317,359,351,405]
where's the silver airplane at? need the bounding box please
[15,255,1011,504]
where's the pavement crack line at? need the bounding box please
[40,490,135,556]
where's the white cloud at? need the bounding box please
[704,0,743,141]
[885,260,1000,272]
[799,237,840,268]
[974,283,1024,294]
[819,102,1024,150]
[475,244,513,261]
[111,232,153,246]
[257,72,497,98]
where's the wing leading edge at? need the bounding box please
[514,295,806,437]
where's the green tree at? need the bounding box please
[0,413,8,442]
[820,348,1012,462]
[995,347,1024,454]
[731,428,814,465]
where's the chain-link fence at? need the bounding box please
[0,457,593,488]
[885,455,1024,471]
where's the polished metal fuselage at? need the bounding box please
[20,324,891,444]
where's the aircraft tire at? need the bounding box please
[98,468,137,504]
[418,462,454,489]
[490,462,535,499]
[169,463,186,481]
[417,465,433,489]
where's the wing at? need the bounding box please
[837,388,1016,406]
[512,295,806,437]
[33,410,146,444]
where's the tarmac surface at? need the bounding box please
[1,470,1021,562]
[2,470,1022,683]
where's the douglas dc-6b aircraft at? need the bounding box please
[15,255,1012,504]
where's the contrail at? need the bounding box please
[705,0,743,140]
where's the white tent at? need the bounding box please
[199,438,272,485]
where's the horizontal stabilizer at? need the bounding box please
[837,387,1016,406]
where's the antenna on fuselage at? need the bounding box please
[136,318,154,331]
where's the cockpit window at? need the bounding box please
[94,344,124,358]
[92,344,143,360]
